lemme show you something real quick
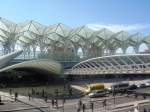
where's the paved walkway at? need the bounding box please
[1,83,150,112]
[0,91,53,112]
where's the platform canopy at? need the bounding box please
[0,59,62,76]
[69,54,150,75]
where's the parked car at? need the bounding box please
[111,82,129,92]
[144,80,150,87]
[88,90,106,98]
[137,83,147,88]
[107,87,113,93]
[127,84,137,90]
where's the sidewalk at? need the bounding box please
[0,91,53,112]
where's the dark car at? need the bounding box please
[139,83,147,88]
[111,82,129,92]
[128,84,137,90]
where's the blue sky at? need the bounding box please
[0,0,150,34]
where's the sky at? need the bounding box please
[0,0,150,34]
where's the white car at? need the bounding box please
[145,82,150,86]
[137,83,146,88]
[144,80,150,87]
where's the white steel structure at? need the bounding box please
[0,59,62,75]
[70,54,150,75]
[0,17,150,60]
[0,50,23,68]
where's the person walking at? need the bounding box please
[28,93,31,101]
[14,92,18,101]
[144,108,147,112]
[31,88,35,96]
[52,99,54,108]
[90,102,94,112]
[103,99,106,107]
[9,89,12,96]
[42,89,45,97]
[44,95,48,103]
[0,96,1,103]
[78,99,82,110]
[82,104,85,112]
[69,88,72,95]
[55,99,58,109]
[135,93,138,98]
[55,89,58,97]
[143,94,146,99]
[62,98,66,104]
[0,95,3,105]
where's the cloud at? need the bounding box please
[87,24,150,33]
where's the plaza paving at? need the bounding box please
[1,78,150,112]
[1,89,150,112]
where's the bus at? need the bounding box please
[85,83,105,94]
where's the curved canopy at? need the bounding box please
[70,54,150,75]
[0,59,62,76]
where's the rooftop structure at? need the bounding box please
[0,50,23,68]
[0,17,150,61]
[69,54,150,75]
[0,59,62,76]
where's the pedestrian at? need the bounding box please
[134,107,139,112]
[77,108,80,112]
[31,88,35,96]
[64,85,66,90]
[144,108,147,112]
[52,99,54,107]
[14,92,18,101]
[28,93,31,101]
[102,99,106,107]
[134,105,139,112]
[42,89,45,97]
[9,89,12,96]
[128,109,132,112]
[55,89,58,97]
[63,98,66,104]
[82,104,85,112]
[90,102,94,112]
[112,91,115,96]
[143,94,146,99]
[44,95,48,103]
[78,99,82,109]
[0,95,3,105]
[69,88,72,95]
[0,96,1,103]
[135,93,138,98]
[55,99,58,108]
